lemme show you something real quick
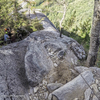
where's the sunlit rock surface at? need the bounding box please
[0,13,86,100]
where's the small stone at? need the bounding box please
[34,86,39,93]
[48,93,52,100]
[34,97,38,100]
[44,91,49,99]
[84,88,92,100]
[39,94,42,96]
[48,52,53,56]
[91,84,99,93]
[42,86,46,89]
[98,87,100,91]
[71,58,75,65]
[48,48,51,52]
[96,79,99,85]
[39,83,43,87]
[43,80,47,85]
[54,63,58,67]
[29,94,33,100]
[47,83,63,93]
[72,42,76,46]
[29,87,34,94]
[92,95,98,100]
[51,51,54,54]
[70,69,78,76]
[73,98,79,100]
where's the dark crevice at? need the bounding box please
[18,67,29,89]
[51,94,59,100]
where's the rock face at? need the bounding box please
[47,83,63,93]
[51,66,100,100]
[52,70,94,100]
[0,13,86,99]
[1,13,100,100]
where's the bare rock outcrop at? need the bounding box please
[51,66,100,100]
[52,70,94,100]
[0,13,86,99]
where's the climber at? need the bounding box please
[4,31,10,43]
[4,28,12,43]
[7,28,12,40]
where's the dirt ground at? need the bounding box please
[45,61,78,84]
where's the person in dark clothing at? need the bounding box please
[4,28,11,44]
[4,28,13,43]
[7,28,12,39]
[17,30,22,40]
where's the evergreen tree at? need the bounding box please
[0,0,28,35]
[0,0,43,38]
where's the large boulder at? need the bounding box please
[0,13,86,99]
[52,70,94,100]
[51,66,100,100]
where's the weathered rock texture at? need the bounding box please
[50,66,100,100]
[0,13,86,99]
[52,70,94,100]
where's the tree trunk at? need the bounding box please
[87,0,100,67]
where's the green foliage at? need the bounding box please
[46,0,92,50]
[0,0,26,35]
[70,18,91,51]
[35,0,45,6]
[63,10,76,31]
[78,18,91,42]
[25,18,44,33]
[0,0,43,39]
[62,9,91,51]
[35,0,93,52]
